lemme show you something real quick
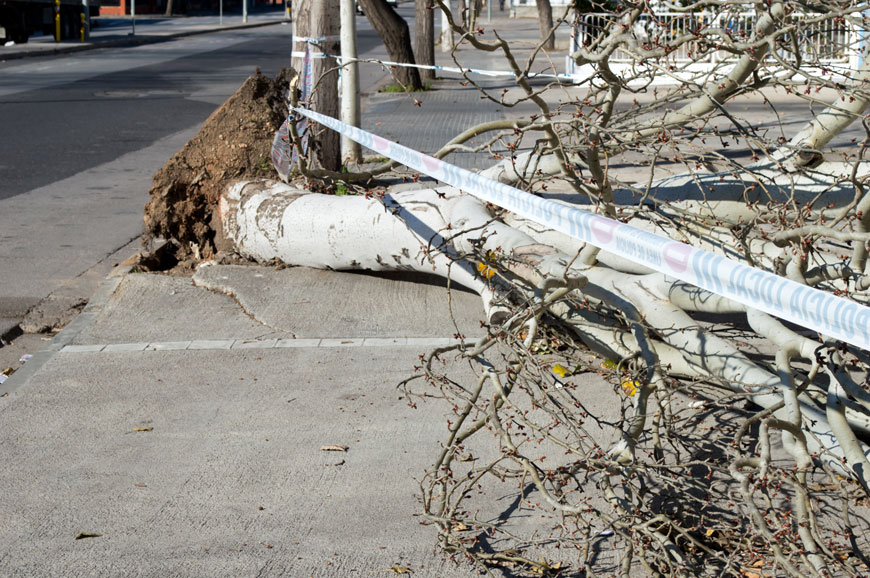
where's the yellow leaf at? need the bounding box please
[132,426,153,432]
[476,261,495,280]
[621,380,639,397]
[601,359,617,370]
[458,453,474,462]
[387,566,413,575]
[552,364,569,378]
[705,528,715,537]
[454,522,469,531]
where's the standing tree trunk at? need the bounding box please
[293,0,342,171]
[415,0,435,83]
[535,0,554,50]
[472,0,482,26]
[359,0,422,89]
[440,0,453,52]
[165,0,173,16]
[456,0,466,27]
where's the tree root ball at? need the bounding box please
[143,67,294,263]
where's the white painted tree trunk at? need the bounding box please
[219,181,506,321]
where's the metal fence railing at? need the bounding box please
[571,11,854,65]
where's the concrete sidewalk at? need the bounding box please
[0,260,622,577]
[0,263,500,577]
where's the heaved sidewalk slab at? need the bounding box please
[192,264,487,339]
[70,273,291,346]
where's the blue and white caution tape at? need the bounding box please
[292,106,870,352]
[294,35,341,44]
[291,51,332,59]
[287,52,574,80]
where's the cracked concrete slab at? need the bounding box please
[193,264,487,339]
[0,255,630,576]
[70,273,289,345]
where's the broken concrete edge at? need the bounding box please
[0,267,130,398]
[0,18,287,63]
[19,296,88,334]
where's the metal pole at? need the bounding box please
[54,0,61,41]
[339,0,361,163]
[243,0,248,23]
[82,0,90,40]
[220,0,223,25]
[487,0,490,21]
[131,0,136,35]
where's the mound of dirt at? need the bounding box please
[144,68,294,263]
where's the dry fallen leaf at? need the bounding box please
[530,559,565,575]
[320,445,349,452]
[132,426,153,432]
[741,560,771,578]
[75,532,102,540]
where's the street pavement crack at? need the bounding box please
[191,275,296,339]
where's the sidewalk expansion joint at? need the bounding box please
[57,337,484,353]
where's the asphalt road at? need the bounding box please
[0,20,385,201]
[0,12,390,345]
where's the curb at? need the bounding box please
[0,266,132,397]
[0,18,288,61]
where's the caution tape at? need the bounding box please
[291,106,870,352]
[288,51,574,80]
[294,35,341,44]
[291,51,332,59]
